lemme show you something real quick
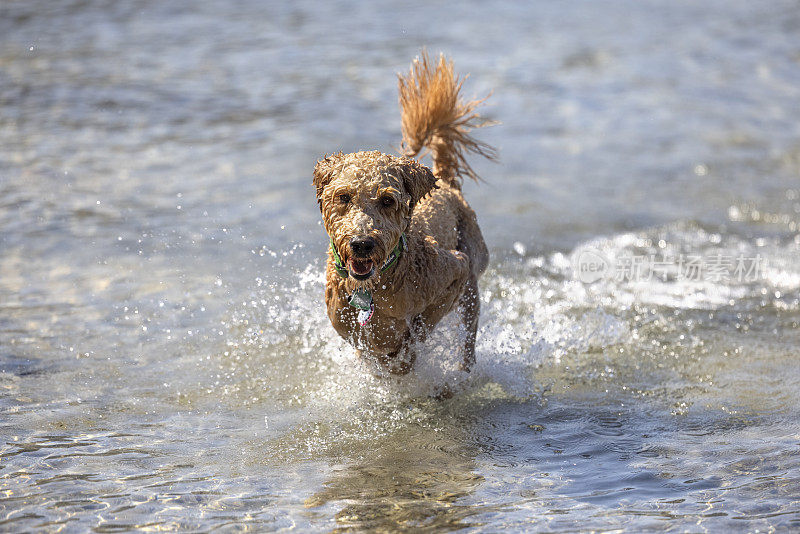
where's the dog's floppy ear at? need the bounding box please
[313,152,342,208]
[398,160,437,211]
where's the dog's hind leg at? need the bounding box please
[458,274,480,372]
[455,208,486,373]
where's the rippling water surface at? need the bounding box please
[2,0,800,531]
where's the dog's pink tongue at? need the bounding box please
[349,259,374,275]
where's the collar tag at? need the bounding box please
[357,302,375,326]
[348,289,374,325]
[348,288,372,310]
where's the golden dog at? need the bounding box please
[313,52,495,374]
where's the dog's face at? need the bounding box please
[314,151,436,284]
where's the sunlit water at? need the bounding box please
[2,0,800,531]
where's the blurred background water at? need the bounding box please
[1,0,800,531]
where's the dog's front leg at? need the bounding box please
[457,274,480,372]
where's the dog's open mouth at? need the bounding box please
[347,258,375,280]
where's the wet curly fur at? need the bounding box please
[313,52,495,375]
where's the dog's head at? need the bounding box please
[313,150,437,284]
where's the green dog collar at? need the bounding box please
[330,236,350,278]
[330,233,406,280]
[329,233,407,325]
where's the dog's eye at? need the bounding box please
[380,196,395,208]
[338,193,351,205]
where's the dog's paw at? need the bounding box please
[430,383,455,400]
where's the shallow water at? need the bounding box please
[2,0,800,531]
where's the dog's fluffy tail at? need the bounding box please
[398,51,497,187]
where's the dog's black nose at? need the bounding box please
[350,236,376,257]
